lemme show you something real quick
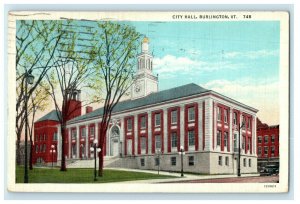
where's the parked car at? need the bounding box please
[260,165,279,176]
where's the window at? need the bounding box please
[248,138,251,151]
[35,145,39,153]
[44,134,47,141]
[188,156,194,166]
[127,118,132,131]
[217,130,221,146]
[233,112,237,125]
[248,118,251,129]
[271,135,275,143]
[224,132,228,147]
[141,116,146,129]
[271,146,275,155]
[258,147,262,155]
[225,156,229,166]
[188,130,195,146]
[71,129,77,140]
[264,136,269,143]
[141,137,146,151]
[155,113,161,127]
[53,132,58,141]
[155,158,160,166]
[233,134,238,152]
[90,126,95,137]
[72,144,76,156]
[249,159,252,167]
[155,135,161,149]
[264,147,269,156]
[217,107,221,121]
[188,107,195,121]
[171,110,177,124]
[224,109,228,123]
[140,158,145,166]
[243,158,246,167]
[218,156,222,166]
[242,136,245,149]
[81,128,86,138]
[258,136,262,144]
[43,144,46,152]
[171,132,177,148]
[171,157,176,166]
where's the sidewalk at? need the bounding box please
[105,167,260,183]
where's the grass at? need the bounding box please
[16,166,175,183]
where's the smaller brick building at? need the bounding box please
[256,119,279,171]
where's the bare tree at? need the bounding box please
[15,20,66,165]
[91,22,141,176]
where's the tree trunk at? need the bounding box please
[16,138,21,165]
[29,139,33,170]
[98,150,104,177]
[60,125,67,171]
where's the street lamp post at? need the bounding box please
[24,70,34,183]
[90,139,101,181]
[50,145,56,168]
[156,148,162,175]
[179,146,185,177]
[238,122,245,177]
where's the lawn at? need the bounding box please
[16,166,175,183]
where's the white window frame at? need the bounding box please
[155,135,161,149]
[218,156,222,166]
[217,107,221,121]
[224,132,228,147]
[127,118,132,131]
[188,130,195,146]
[141,116,146,129]
[171,110,177,124]
[81,127,86,138]
[155,113,161,127]
[171,132,177,148]
[233,112,237,125]
[225,156,229,166]
[224,109,228,123]
[217,130,221,146]
[188,107,195,122]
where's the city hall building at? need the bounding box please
[33,38,258,174]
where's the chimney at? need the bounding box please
[86,106,93,114]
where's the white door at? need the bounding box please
[127,139,132,155]
[113,140,119,156]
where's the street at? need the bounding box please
[162,175,279,183]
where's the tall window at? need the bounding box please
[258,147,262,155]
[217,130,221,146]
[271,135,275,143]
[233,112,237,125]
[127,118,132,131]
[155,135,161,149]
[141,137,146,151]
[264,136,269,143]
[224,132,228,148]
[155,113,161,127]
[224,109,228,123]
[217,107,221,121]
[243,158,246,167]
[188,156,195,166]
[225,156,229,166]
[53,132,58,141]
[218,156,222,166]
[81,128,86,138]
[249,159,252,167]
[141,116,146,129]
[35,145,39,153]
[188,130,195,146]
[43,144,46,152]
[171,132,177,148]
[271,146,275,155]
[188,107,195,121]
[234,133,238,151]
[258,136,262,144]
[264,147,269,156]
[71,129,77,140]
[248,118,251,129]
[90,126,95,137]
[171,110,177,124]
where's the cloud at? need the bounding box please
[224,49,279,59]
[153,55,241,78]
[201,79,279,125]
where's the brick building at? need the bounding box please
[33,37,258,174]
[256,118,279,171]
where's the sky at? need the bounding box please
[128,21,280,125]
[30,20,280,126]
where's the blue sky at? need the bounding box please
[129,21,280,125]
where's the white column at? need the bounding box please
[253,116,256,156]
[198,101,203,151]
[205,98,213,151]
[163,108,168,153]
[76,125,80,159]
[57,125,61,160]
[134,115,138,155]
[229,107,233,153]
[148,111,152,154]
[68,128,72,159]
[85,124,88,158]
[180,104,185,149]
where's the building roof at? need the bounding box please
[68,83,209,123]
[36,109,60,123]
